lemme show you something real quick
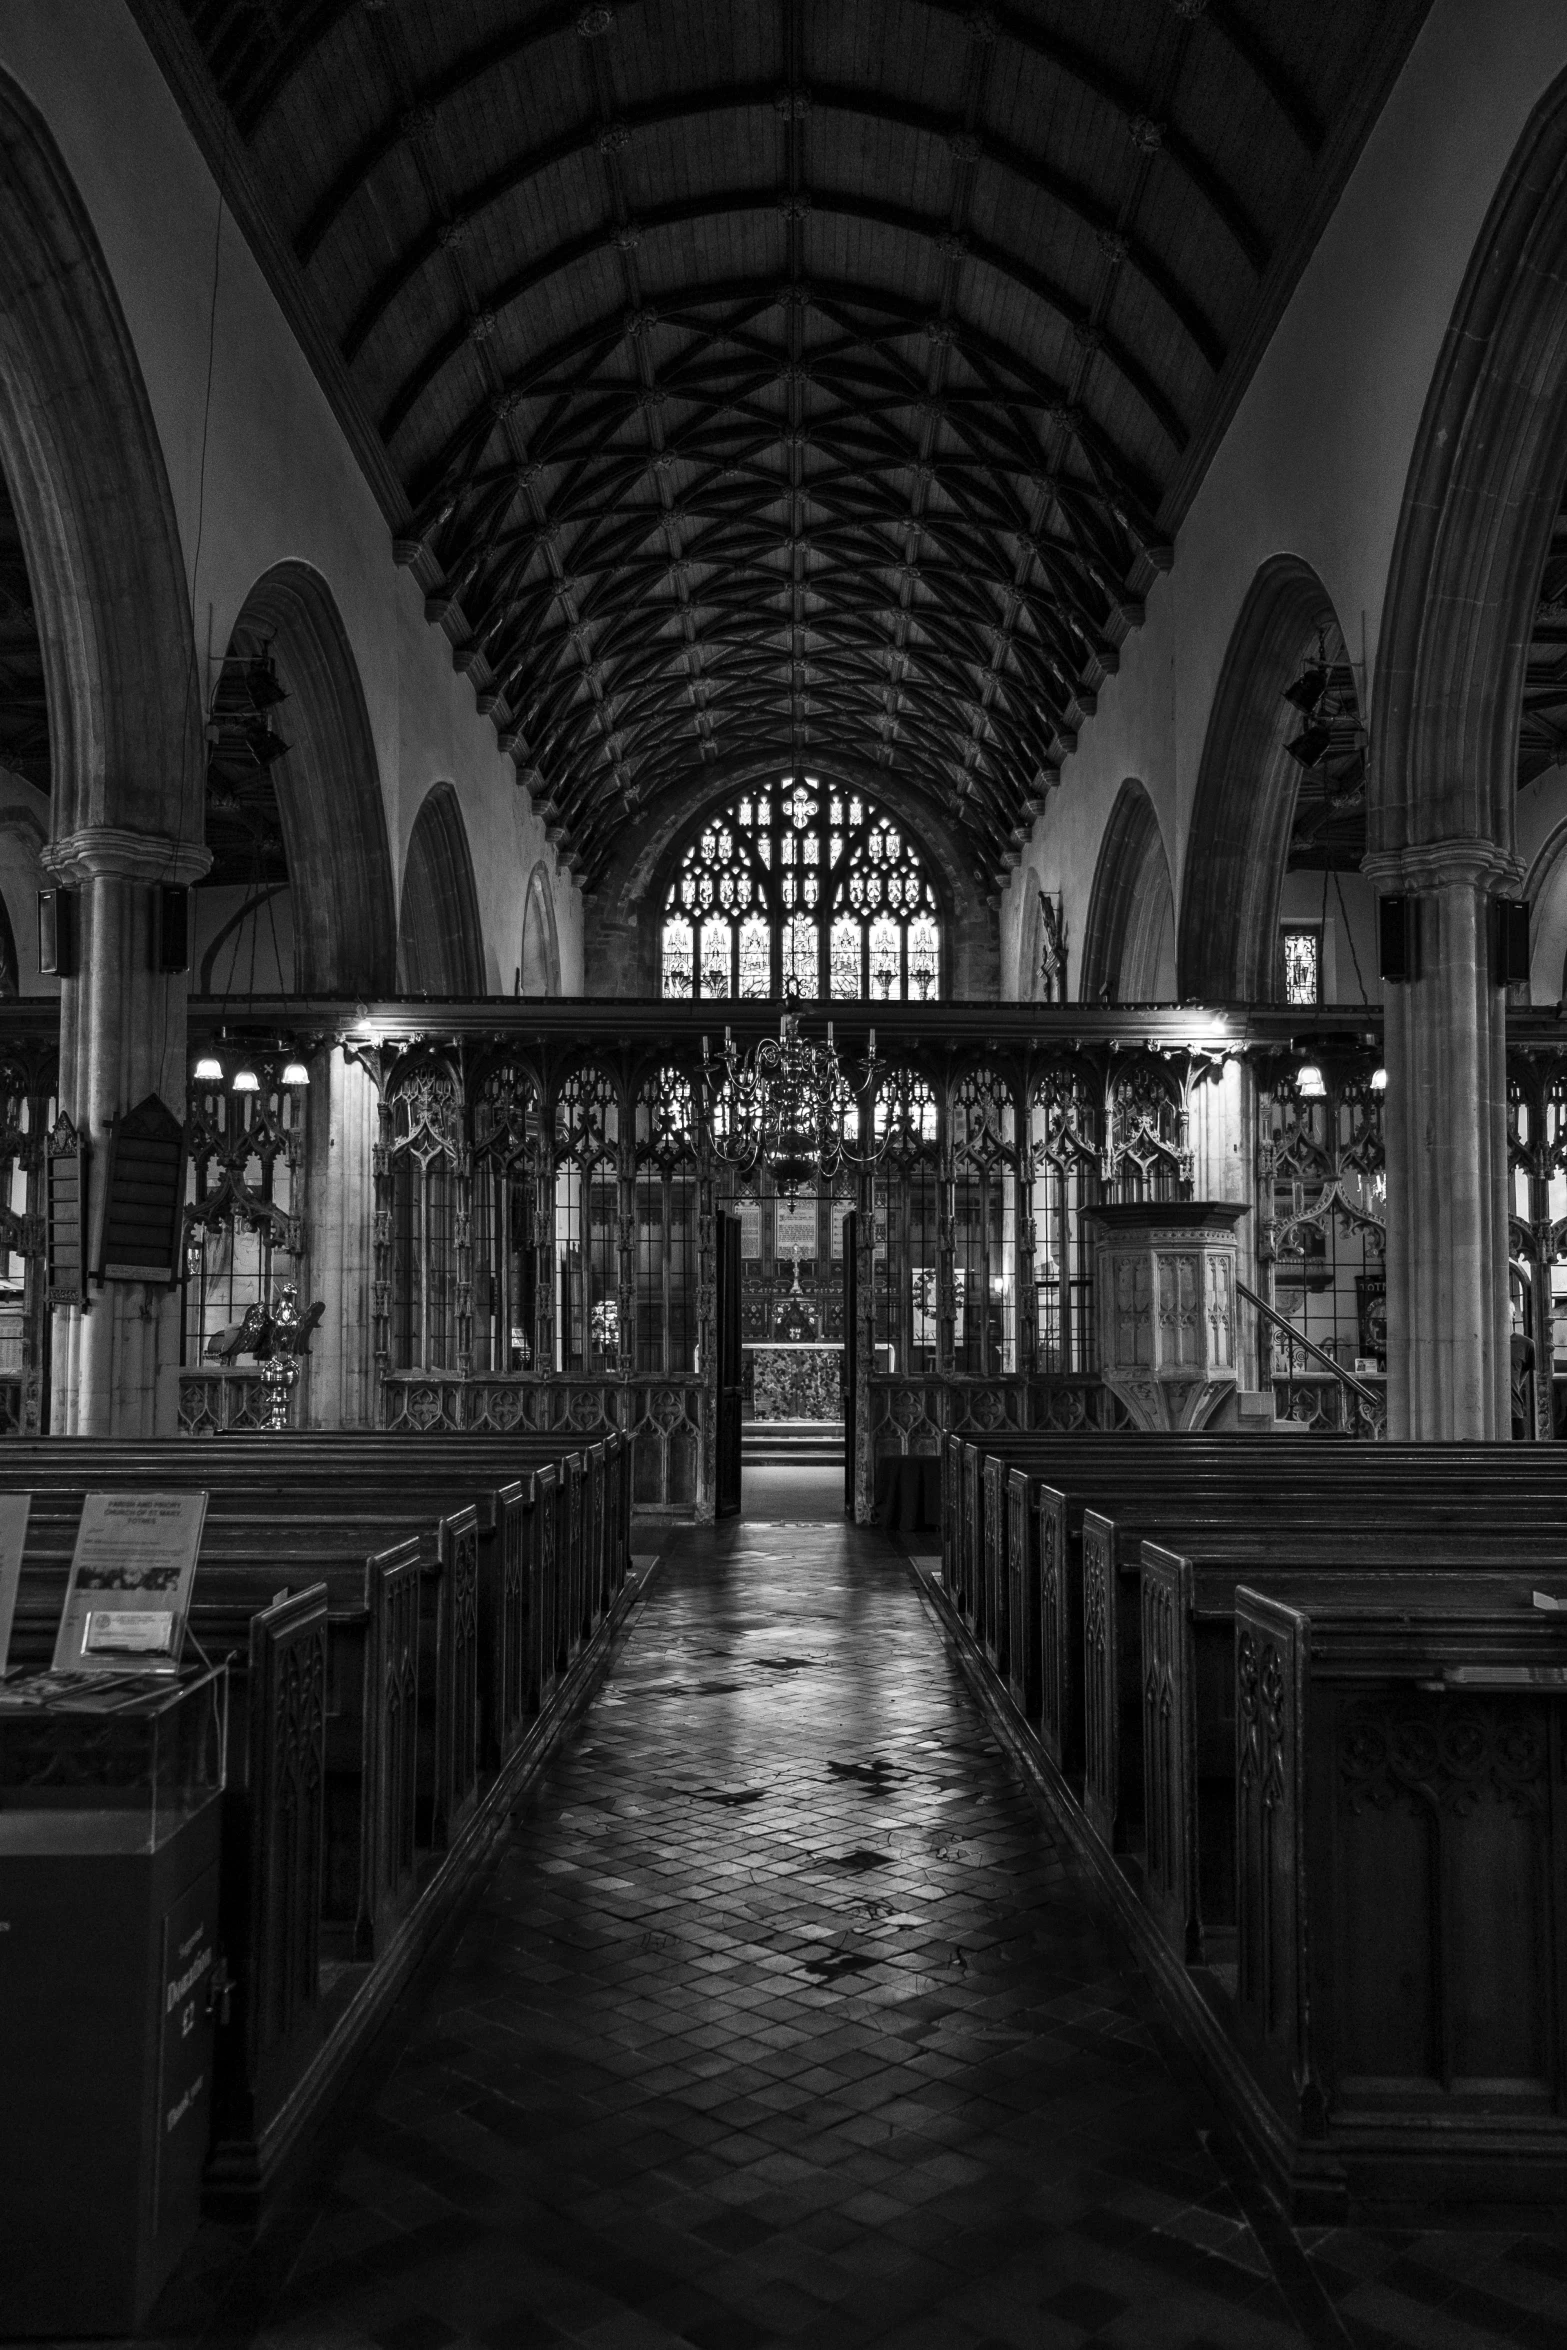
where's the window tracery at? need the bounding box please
[661,779,941,1001]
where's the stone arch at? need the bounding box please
[1177,556,1348,1001]
[519,859,560,996]
[0,71,197,849]
[586,753,995,997]
[1361,71,1567,1442]
[226,562,395,994]
[1081,780,1176,1004]
[399,781,485,995]
[1524,814,1567,1004]
[1372,68,1567,854]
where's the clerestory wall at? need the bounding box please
[0,0,582,1001]
[1000,0,1567,1008]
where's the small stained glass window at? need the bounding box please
[1281,926,1321,1006]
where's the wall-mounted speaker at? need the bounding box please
[153,885,191,975]
[1378,894,1421,984]
[1492,897,1530,988]
[37,888,77,978]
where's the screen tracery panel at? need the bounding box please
[471,1063,543,1373]
[660,778,942,1000]
[872,1072,941,1375]
[1029,1062,1100,1374]
[635,1067,699,1376]
[554,1067,622,1375]
[182,1068,303,1368]
[950,1068,1019,1376]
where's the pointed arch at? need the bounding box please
[224,562,396,994]
[585,749,996,997]
[1081,780,1176,1004]
[1373,66,1567,853]
[399,782,486,996]
[0,69,197,845]
[519,860,560,996]
[1177,556,1345,1001]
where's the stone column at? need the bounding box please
[302,1045,380,1429]
[41,826,210,1436]
[1362,840,1520,1440]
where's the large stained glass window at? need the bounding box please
[660,778,942,1000]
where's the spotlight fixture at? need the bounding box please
[281,1060,310,1088]
[1282,662,1328,715]
[1285,721,1333,770]
[193,1053,223,1082]
[1296,1063,1326,1100]
[231,1066,261,1094]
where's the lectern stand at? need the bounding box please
[0,1667,228,2335]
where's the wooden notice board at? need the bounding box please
[45,1110,87,1308]
[94,1094,186,1287]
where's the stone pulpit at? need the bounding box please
[1083,1202,1249,1433]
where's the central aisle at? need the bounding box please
[251,1521,1318,2349]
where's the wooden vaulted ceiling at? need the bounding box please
[154,0,1431,892]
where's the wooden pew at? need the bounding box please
[1138,1545,1567,1973]
[1230,1580,1567,2212]
[1077,1499,1567,1861]
[960,1435,1567,1801]
[217,1583,329,2184]
[0,1425,632,1762]
[924,1430,1567,2210]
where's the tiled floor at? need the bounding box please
[138,1518,1567,2350]
[733,1466,847,1522]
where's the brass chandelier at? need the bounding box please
[702,998,883,1193]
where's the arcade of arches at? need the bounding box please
[5,6,1567,2342]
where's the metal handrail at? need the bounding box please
[1236,1277,1381,1410]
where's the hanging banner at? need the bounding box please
[739,1202,763,1261]
[830,1200,852,1261]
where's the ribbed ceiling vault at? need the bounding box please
[160,0,1431,893]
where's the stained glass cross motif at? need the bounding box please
[660,776,941,998]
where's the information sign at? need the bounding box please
[739,1202,763,1260]
[0,1491,30,1671]
[52,1492,208,1676]
[830,1200,851,1260]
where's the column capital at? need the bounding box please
[1361,837,1524,895]
[40,825,212,887]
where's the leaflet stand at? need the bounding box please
[51,1490,208,1677]
[0,1660,228,2332]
